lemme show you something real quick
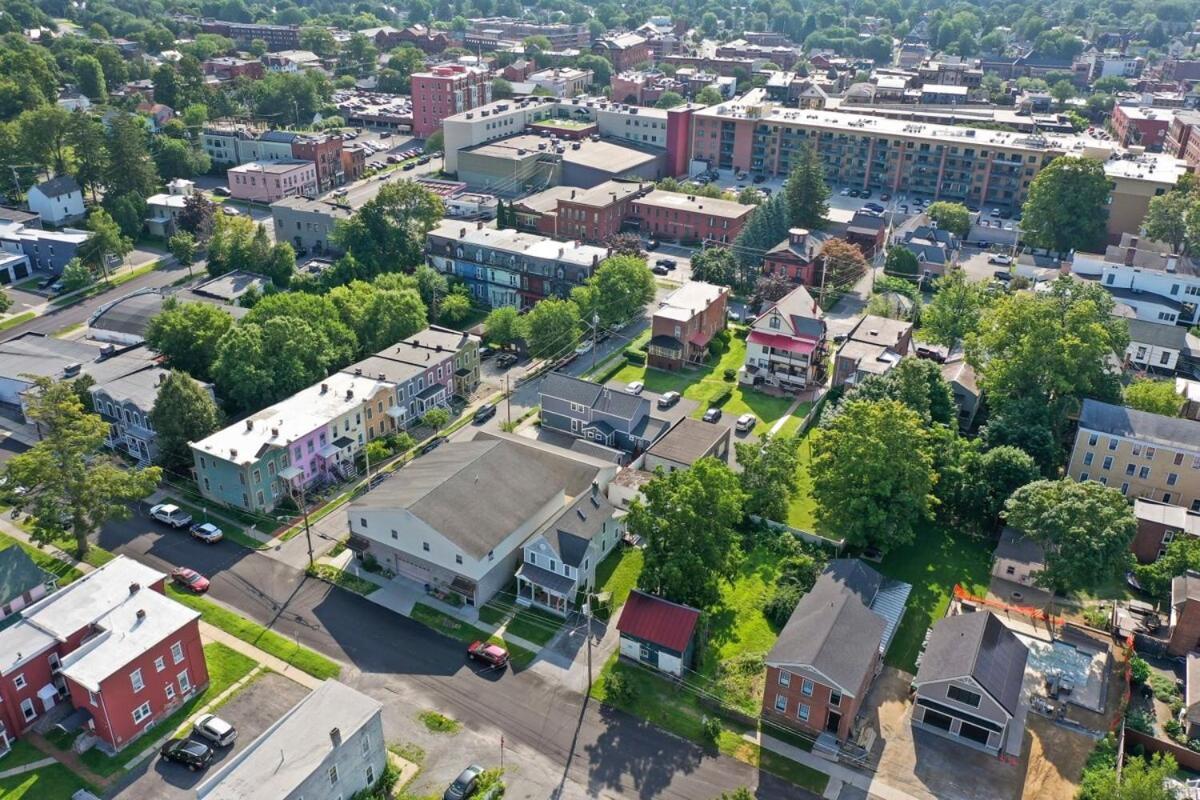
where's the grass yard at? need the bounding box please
[877,525,992,674]
[0,534,83,586]
[590,656,828,795]
[697,545,783,715]
[161,496,265,551]
[785,433,819,532]
[0,312,35,332]
[0,739,49,770]
[476,592,563,647]
[0,764,93,800]
[164,584,342,680]
[79,642,256,776]
[410,603,537,669]
[308,564,379,596]
[610,335,797,436]
[595,546,643,615]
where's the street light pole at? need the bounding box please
[590,313,599,372]
[292,482,315,570]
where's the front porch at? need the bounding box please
[515,562,578,618]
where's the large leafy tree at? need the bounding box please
[921,268,987,347]
[1078,752,1176,800]
[819,238,869,300]
[689,246,739,286]
[967,277,1127,440]
[177,193,216,241]
[1020,156,1111,254]
[732,194,790,273]
[1135,537,1200,601]
[520,298,580,359]
[924,201,971,237]
[145,300,233,382]
[67,113,108,202]
[6,377,160,556]
[810,399,936,552]
[1124,378,1183,416]
[736,433,800,522]
[331,181,444,280]
[484,306,521,347]
[149,371,221,471]
[73,54,107,100]
[360,288,428,352]
[17,106,73,176]
[1003,479,1136,595]
[1143,189,1191,254]
[631,458,746,609]
[76,208,132,277]
[591,254,655,327]
[938,442,1040,535]
[103,111,158,200]
[784,143,829,229]
[884,247,920,278]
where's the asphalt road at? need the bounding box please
[96,515,818,800]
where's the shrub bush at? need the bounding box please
[723,368,736,381]
[710,387,732,407]
[625,349,646,364]
[605,670,636,705]
[702,715,722,742]
[1130,656,1150,684]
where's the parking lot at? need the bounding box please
[109,672,312,800]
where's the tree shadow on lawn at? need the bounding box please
[584,705,707,800]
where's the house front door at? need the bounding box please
[825,710,841,734]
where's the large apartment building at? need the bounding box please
[1071,234,1200,327]
[411,65,492,138]
[465,17,589,50]
[199,20,300,51]
[689,89,1186,226]
[426,220,608,309]
[628,189,754,244]
[1068,398,1200,511]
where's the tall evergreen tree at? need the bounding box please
[784,143,830,229]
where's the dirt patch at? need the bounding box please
[1020,714,1095,800]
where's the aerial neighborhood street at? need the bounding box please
[0,4,1199,800]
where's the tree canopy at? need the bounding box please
[1020,156,1111,254]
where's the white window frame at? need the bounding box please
[778,670,791,687]
[165,682,176,701]
[798,703,810,722]
[20,698,36,722]
[774,694,787,712]
[132,702,152,724]
[130,668,144,693]
[328,765,339,786]
[177,670,191,694]
[12,674,26,690]
[171,641,184,664]
[801,679,814,697]
[154,656,165,672]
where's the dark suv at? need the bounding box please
[160,739,214,771]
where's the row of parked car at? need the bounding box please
[160,713,238,771]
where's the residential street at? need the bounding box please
[94,513,817,800]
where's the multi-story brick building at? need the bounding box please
[201,57,264,82]
[0,557,208,755]
[592,33,652,73]
[1132,498,1200,564]
[227,160,318,203]
[1166,110,1200,173]
[411,64,492,138]
[466,17,589,50]
[426,220,608,309]
[512,181,651,242]
[690,88,1187,224]
[611,71,687,107]
[628,189,754,244]
[1069,398,1200,511]
[647,281,729,369]
[198,20,300,51]
[1111,105,1170,151]
[291,133,345,192]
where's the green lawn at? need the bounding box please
[410,603,537,669]
[0,764,93,800]
[785,433,819,532]
[610,335,798,436]
[476,593,563,647]
[0,534,83,586]
[160,496,264,551]
[308,564,379,596]
[590,656,828,795]
[79,642,256,776]
[877,525,992,673]
[595,546,643,615]
[698,545,783,715]
[0,739,49,770]
[164,584,341,680]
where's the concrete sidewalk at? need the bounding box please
[199,622,324,690]
[748,731,926,800]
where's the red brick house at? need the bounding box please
[762,560,910,746]
[592,33,652,73]
[647,281,729,369]
[291,133,345,192]
[1170,571,1200,657]
[762,228,830,285]
[513,181,652,243]
[0,557,208,756]
[1133,498,1200,564]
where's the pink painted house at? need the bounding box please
[227,160,317,203]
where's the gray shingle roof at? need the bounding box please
[0,546,53,605]
[1126,318,1190,351]
[765,559,887,697]
[1079,398,1200,452]
[541,372,645,420]
[542,489,616,566]
[351,436,606,559]
[33,175,80,199]
[913,611,1028,716]
[646,417,728,466]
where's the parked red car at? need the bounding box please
[171,567,210,594]
[467,640,509,668]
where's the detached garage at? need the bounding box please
[616,590,700,678]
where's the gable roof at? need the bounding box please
[32,175,80,199]
[540,488,617,566]
[617,590,700,653]
[540,372,645,420]
[1078,398,1200,452]
[0,546,53,605]
[752,285,824,340]
[765,559,888,695]
[914,611,1029,716]
[351,435,608,559]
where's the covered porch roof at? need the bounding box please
[516,562,576,596]
[748,330,817,354]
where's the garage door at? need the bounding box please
[391,552,434,584]
[921,708,953,731]
[958,721,992,746]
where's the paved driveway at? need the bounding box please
[108,672,312,799]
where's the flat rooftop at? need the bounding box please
[633,189,754,219]
[462,133,660,173]
[428,219,608,267]
[228,160,313,174]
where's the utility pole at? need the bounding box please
[292,482,315,569]
[505,375,511,426]
[590,313,599,372]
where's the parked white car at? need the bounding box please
[626,380,644,395]
[193,714,237,747]
[150,504,193,529]
[736,413,756,432]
